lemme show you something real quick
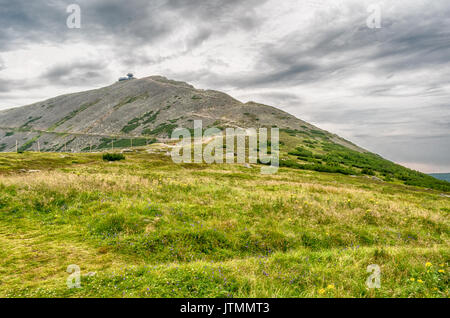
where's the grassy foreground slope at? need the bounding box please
[0,151,448,298]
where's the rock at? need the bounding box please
[18,169,41,173]
[243,163,252,168]
[440,194,450,198]
[121,149,133,153]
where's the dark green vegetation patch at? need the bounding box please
[102,153,125,162]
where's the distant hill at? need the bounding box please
[0,75,449,192]
[430,173,450,182]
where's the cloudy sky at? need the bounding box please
[0,0,449,172]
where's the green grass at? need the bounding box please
[18,134,42,152]
[143,123,178,137]
[21,116,42,129]
[121,111,160,133]
[0,151,448,298]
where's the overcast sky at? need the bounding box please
[0,0,449,172]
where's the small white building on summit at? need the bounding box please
[118,73,135,82]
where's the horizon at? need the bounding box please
[0,1,449,173]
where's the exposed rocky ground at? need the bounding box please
[0,76,362,153]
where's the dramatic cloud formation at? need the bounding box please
[0,0,449,172]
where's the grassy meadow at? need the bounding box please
[0,150,448,298]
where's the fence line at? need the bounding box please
[1,127,164,153]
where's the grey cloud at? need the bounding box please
[0,60,111,95]
[206,2,450,89]
[0,0,68,51]
[239,63,319,88]
[0,77,44,92]
[2,1,449,81]
[0,0,269,57]
[80,0,172,46]
[0,79,15,93]
[40,60,111,86]
[165,0,266,28]
[185,28,213,50]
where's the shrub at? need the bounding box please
[288,146,313,158]
[361,168,375,175]
[102,153,125,162]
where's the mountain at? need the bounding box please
[0,76,361,152]
[0,75,449,192]
[430,173,450,182]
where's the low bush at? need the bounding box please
[102,153,125,162]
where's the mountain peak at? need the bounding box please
[0,75,359,153]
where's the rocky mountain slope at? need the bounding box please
[0,76,360,153]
